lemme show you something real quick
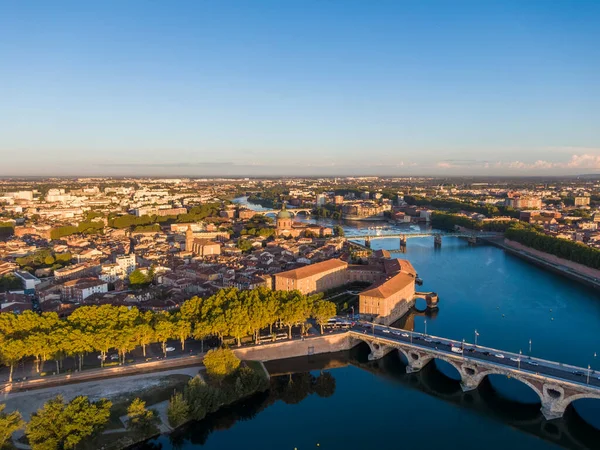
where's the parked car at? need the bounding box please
[166,347,176,352]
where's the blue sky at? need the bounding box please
[1,0,599,176]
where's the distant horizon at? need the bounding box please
[1,1,599,176]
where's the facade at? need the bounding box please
[185,226,221,256]
[359,272,416,325]
[15,271,41,294]
[61,278,108,302]
[575,196,591,207]
[116,254,137,275]
[274,259,348,294]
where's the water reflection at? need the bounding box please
[136,350,600,450]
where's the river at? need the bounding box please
[136,198,600,450]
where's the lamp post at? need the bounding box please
[587,364,591,385]
[462,338,465,353]
[518,350,522,370]
[474,329,479,346]
[529,339,532,356]
[424,320,427,336]
[351,306,354,319]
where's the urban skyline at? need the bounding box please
[1,0,599,176]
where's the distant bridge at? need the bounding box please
[349,324,600,420]
[257,208,314,216]
[346,231,502,249]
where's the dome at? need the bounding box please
[277,205,292,219]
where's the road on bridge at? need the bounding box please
[350,321,600,389]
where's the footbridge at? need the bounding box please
[348,324,600,420]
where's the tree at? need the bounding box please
[126,398,159,437]
[172,314,192,351]
[333,225,345,237]
[203,348,241,382]
[279,292,312,339]
[129,269,149,288]
[154,314,175,357]
[0,338,26,382]
[25,395,111,450]
[0,404,24,448]
[167,392,190,428]
[312,299,337,334]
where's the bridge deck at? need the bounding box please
[347,323,600,391]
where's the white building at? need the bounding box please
[116,254,137,276]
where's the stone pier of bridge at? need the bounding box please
[352,333,600,420]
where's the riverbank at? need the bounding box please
[485,237,600,290]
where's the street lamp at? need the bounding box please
[351,306,354,319]
[424,320,427,336]
[518,350,522,370]
[474,329,479,346]
[529,339,532,356]
[462,338,465,353]
[587,364,591,385]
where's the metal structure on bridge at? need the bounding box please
[348,328,600,420]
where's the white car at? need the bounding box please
[495,353,505,359]
[424,338,433,343]
[451,347,463,354]
[382,329,390,334]
[391,330,401,336]
[401,333,409,338]
[510,357,520,362]
[109,354,119,361]
[166,347,176,352]
[97,355,106,360]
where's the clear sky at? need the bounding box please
[1,0,599,177]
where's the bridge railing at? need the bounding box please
[348,322,594,374]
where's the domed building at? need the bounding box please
[276,205,297,237]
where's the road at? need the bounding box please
[351,321,600,389]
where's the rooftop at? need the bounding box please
[275,258,347,280]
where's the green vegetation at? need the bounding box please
[431,212,513,232]
[15,250,72,273]
[25,395,112,450]
[0,288,336,382]
[128,268,153,288]
[167,350,269,427]
[405,195,519,218]
[0,404,24,449]
[505,223,600,270]
[50,221,104,240]
[133,224,161,233]
[333,225,345,237]
[0,222,15,238]
[313,205,342,220]
[236,238,254,253]
[0,274,21,292]
[203,348,241,381]
[240,214,275,237]
[125,398,159,439]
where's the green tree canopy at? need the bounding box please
[25,395,111,450]
[0,403,24,448]
[203,348,241,382]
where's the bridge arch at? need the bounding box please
[469,368,545,404]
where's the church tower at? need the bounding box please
[185,225,194,253]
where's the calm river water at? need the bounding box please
[137,198,600,450]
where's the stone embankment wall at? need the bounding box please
[504,239,600,280]
[233,333,353,362]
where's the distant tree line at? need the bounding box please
[431,212,513,232]
[505,223,600,270]
[405,196,520,218]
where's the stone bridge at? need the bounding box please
[349,331,600,420]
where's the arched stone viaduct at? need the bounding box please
[350,332,600,420]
